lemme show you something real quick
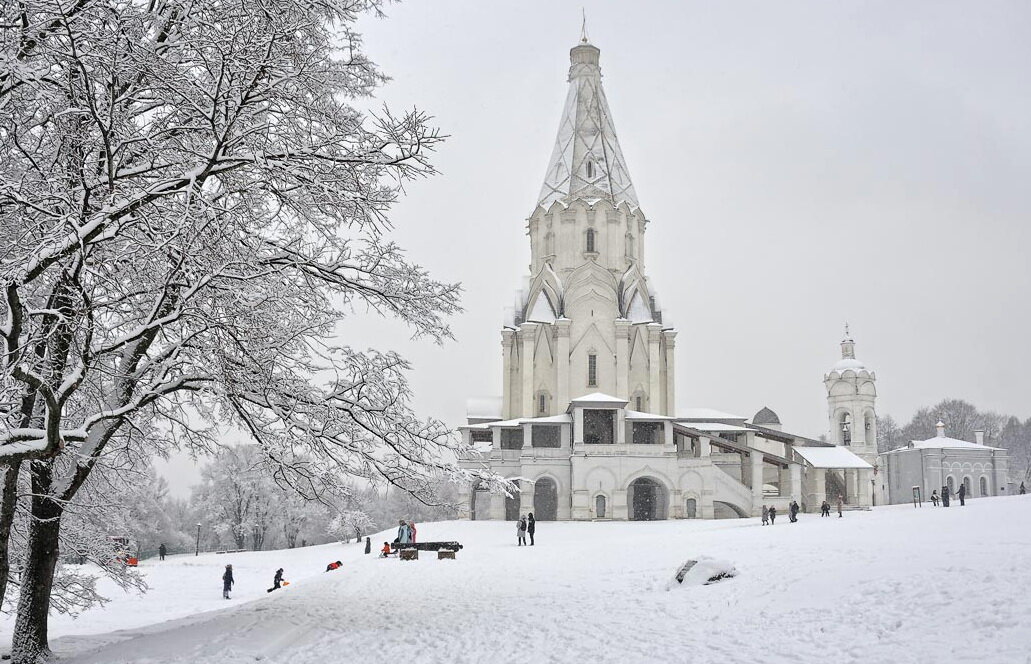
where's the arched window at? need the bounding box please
[625,233,634,259]
[946,476,955,493]
[979,476,988,497]
[595,494,606,518]
[840,412,852,445]
[586,160,595,179]
[585,228,596,253]
[963,476,971,496]
[536,392,550,416]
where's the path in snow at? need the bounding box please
[4,496,1031,663]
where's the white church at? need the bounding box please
[458,38,879,521]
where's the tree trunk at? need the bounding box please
[0,461,21,608]
[11,463,63,664]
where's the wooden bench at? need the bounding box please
[391,541,463,559]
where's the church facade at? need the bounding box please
[458,38,876,521]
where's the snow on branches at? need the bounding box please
[0,1,505,658]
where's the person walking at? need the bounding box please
[267,568,285,593]
[789,500,799,523]
[820,500,830,517]
[930,489,939,506]
[222,564,234,599]
[1021,482,1026,495]
[957,482,967,506]
[158,543,167,561]
[942,485,951,507]
[408,521,418,544]
[769,505,777,524]
[516,516,527,546]
[761,505,769,526]
[527,512,536,546]
[836,494,844,518]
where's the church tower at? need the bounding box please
[501,38,677,419]
[824,326,878,463]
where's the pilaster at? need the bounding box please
[663,330,677,416]
[647,322,662,408]
[519,322,537,418]
[501,329,516,420]
[750,451,764,515]
[555,318,571,412]
[614,319,630,400]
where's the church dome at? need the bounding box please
[831,358,866,372]
[752,406,781,426]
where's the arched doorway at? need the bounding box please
[595,494,607,518]
[628,477,667,521]
[979,476,989,496]
[685,498,697,519]
[505,480,520,521]
[533,477,558,521]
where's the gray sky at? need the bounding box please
[159,1,1031,495]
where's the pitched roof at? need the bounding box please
[537,42,638,211]
[752,406,781,425]
[794,446,872,469]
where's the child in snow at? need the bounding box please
[820,500,830,517]
[267,568,285,593]
[517,516,527,546]
[761,505,769,526]
[380,542,393,557]
[930,490,939,506]
[222,564,234,599]
[325,561,342,572]
[768,505,777,524]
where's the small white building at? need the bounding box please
[458,37,875,521]
[877,422,1011,504]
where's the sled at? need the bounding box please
[281,581,290,586]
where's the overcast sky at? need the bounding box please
[159,1,1031,495]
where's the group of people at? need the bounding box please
[929,483,966,507]
[516,513,536,546]
[219,565,288,599]
[820,495,845,517]
[394,519,418,544]
[760,500,801,525]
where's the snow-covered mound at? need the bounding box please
[5,497,1031,663]
[668,556,737,588]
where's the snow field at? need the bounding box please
[4,496,1031,663]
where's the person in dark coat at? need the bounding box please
[527,512,536,546]
[820,500,830,517]
[1021,482,1026,495]
[768,505,777,524]
[267,568,284,593]
[942,485,951,507]
[222,564,234,599]
[158,543,167,561]
[957,482,966,506]
[789,501,799,523]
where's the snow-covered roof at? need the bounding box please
[677,407,746,421]
[537,42,638,211]
[625,410,674,421]
[794,446,872,469]
[685,422,753,433]
[899,437,1004,452]
[461,413,572,430]
[830,358,866,372]
[466,397,503,420]
[570,392,628,405]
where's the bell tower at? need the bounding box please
[823,325,878,463]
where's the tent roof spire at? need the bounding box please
[537,39,638,211]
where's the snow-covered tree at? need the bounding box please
[0,1,506,660]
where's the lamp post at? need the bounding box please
[195,523,201,556]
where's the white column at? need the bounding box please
[520,322,537,418]
[501,330,515,420]
[614,319,630,400]
[858,468,873,507]
[750,452,764,515]
[663,330,677,416]
[698,435,711,457]
[647,323,661,409]
[555,318,571,412]
[790,464,802,502]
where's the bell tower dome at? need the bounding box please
[823,325,878,463]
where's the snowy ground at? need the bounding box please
[4,496,1031,664]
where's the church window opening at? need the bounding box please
[586,160,595,179]
[686,498,697,518]
[946,476,955,494]
[583,409,614,445]
[979,476,988,496]
[500,429,524,450]
[632,422,661,445]
[586,228,596,253]
[963,476,971,496]
[595,494,607,518]
[538,392,547,415]
[471,430,493,444]
[840,412,852,445]
[635,396,642,411]
[587,353,598,387]
[532,425,561,448]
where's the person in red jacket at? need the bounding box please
[380,542,393,557]
[408,521,417,544]
[325,560,342,572]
